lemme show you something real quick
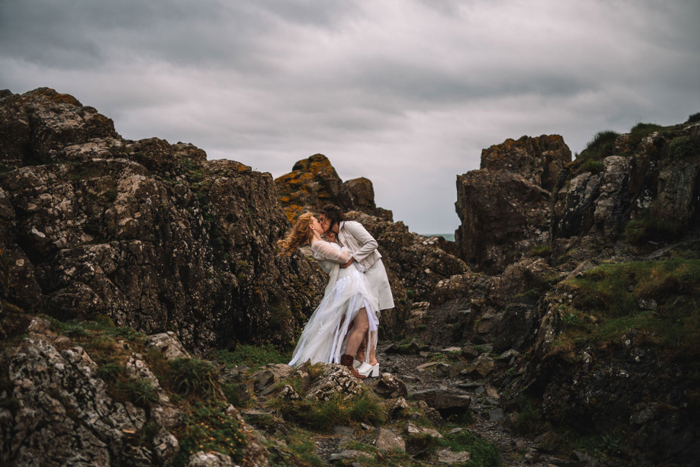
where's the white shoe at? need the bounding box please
[357,362,380,378]
[353,360,361,369]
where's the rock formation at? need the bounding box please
[274,153,392,221]
[0,88,326,352]
[455,135,571,274]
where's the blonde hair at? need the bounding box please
[278,212,315,255]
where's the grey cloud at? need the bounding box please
[1,0,699,233]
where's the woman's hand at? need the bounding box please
[340,257,355,269]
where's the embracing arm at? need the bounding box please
[343,221,378,263]
[311,241,351,264]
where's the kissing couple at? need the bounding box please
[278,205,394,379]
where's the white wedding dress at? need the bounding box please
[288,241,379,367]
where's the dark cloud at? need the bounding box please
[1,0,699,233]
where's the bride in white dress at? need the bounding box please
[279,212,379,379]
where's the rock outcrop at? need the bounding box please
[274,153,392,221]
[552,122,700,245]
[455,135,571,274]
[0,88,326,352]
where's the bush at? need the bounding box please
[96,363,125,383]
[116,379,159,407]
[669,135,700,159]
[629,122,665,146]
[577,130,619,162]
[168,358,220,397]
[687,112,700,123]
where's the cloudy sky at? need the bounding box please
[1,1,699,233]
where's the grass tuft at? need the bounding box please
[168,358,220,397]
[211,344,290,370]
[270,392,384,432]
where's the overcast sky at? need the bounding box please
[1,1,699,233]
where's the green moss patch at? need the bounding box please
[555,259,700,355]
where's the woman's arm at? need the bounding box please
[311,241,351,264]
[343,221,378,263]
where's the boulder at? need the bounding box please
[409,388,471,414]
[375,427,405,452]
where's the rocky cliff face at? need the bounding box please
[0,88,326,352]
[551,122,700,246]
[455,135,571,274]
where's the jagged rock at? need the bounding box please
[274,153,391,221]
[455,170,551,274]
[416,400,444,426]
[252,364,293,392]
[145,331,190,360]
[370,373,407,399]
[305,364,363,401]
[437,448,471,464]
[0,88,326,351]
[480,135,571,192]
[552,122,700,244]
[376,427,405,452]
[470,354,495,377]
[279,385,301,401]
[409,388,471,413]
[0,336,150,465]
[153,427,179,464]
[454,135,569,274]
[389,397,410,418]
[187,451,235,467]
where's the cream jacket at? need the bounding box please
[337,221,382,271]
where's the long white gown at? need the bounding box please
[288,241,380,367]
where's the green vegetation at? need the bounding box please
[578,159,605,174]
[577,130,619,163]
[116,379,160,407]
[669,135,700,159]
[529,244,552,258]
[624,216,685,245]
[211,344,291,370]
[514,395,546,435]
[629,122,666,147]
[269,392,384,432]
[168,358,220,397]
[435,429,502,467]
[173,401,246,466]
[554,259,700,354]
[270,428,325,467]
[687,112,700,123]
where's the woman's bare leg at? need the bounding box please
[345,308,370,357]
[368,334,377,366]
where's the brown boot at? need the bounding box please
[340,355,366,379]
